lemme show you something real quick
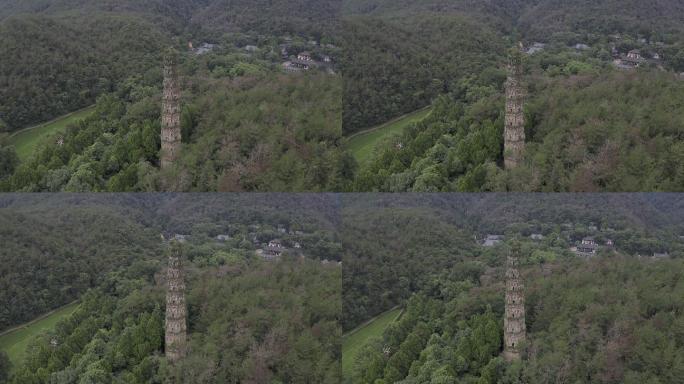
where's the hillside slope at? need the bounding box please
[341,194,684,330]
[0,193,340,332]
[0,13,167,131]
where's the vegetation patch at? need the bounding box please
[0,302,79,368]
[342,307,401,378]
[347,108,431,165]
[7,106,95,161]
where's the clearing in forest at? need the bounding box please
[347,108,431,165]
[342,307,402,378]
[0,302,79,368]
[7,106,95,161]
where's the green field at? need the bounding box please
[347,108,431,165]
[7,106,95,161]
[342,307,402,378]
[0,302,79,368]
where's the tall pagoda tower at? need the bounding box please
[161,48,182,169]
[504,46,526,169]
[165,240,187,363]
[503,244,526,362]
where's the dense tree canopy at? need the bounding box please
[0,205,160,330]
[0,194,341,332]
[0,0,342,35]
[353,69,684,192]
[349,256,684,384]
[0,55,350,192]
[342,194,684,384]
[341,194,684,330]
[1,194,342,383]
[340,14,505,134]
[1,0,683,191]
[172,72,349,191]
[0,0,340,131]
[9,259,341,384]
[340,0,684,192]
[0,14,167,131]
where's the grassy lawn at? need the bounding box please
[7,106,95,161]
[342,307,402,379]
[347,108,431,165]
[0,302,79,368]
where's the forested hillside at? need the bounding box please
[0,0,341,133]
[340,0,684,132]
[192,0,341,33]
[341,1,684,193]
[0,56,349,192]
[518,0,684,39]
[0,0,340,33]
[341,194,684,330]
[341,0,522,26]
[349,257,684,383]
[0,194,340,331]
[340,14,505,134]
[0,194,342,383]
[342,194,684,383]
[8,260,341,384]
[0,14,167,131]
[342,0,684,38]
[173,73,347,191]
[2,0,684,191]
[0,201,159,330]
[354,70,684,191]
[0,0,205,22]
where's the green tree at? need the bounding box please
[0,146,18,179]
[0,351,11,383]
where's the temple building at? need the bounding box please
[258,239,287,260]
[483,234,504,247]
[575,237,598,257]
[297,51,313,61]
